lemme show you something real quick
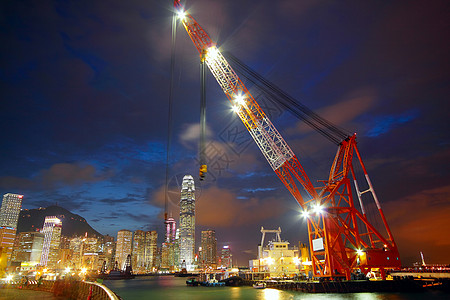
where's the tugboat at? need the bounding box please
[201,274,225,287]
[186,277,200,286]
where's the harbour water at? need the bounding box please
[103,276,449,300]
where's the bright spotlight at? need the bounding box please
[176,10,186,20]
[356,249,364,256]
[232,105,240,114]
[301,210,309,218]
[206,46,220,60]
[314,204,323,214]
[234,94,246,106]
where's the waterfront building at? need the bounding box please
[200,229,217,269]
[58,248,73,270]
[40,216,62,268]
[0,227,18,264]
[165,217,176,243]
[0,193,23,263]
[81,237,100,270]
[103,235,116,270]
[0,193,23,229]
[116,230,132,270]
[220,245,232,269]
[69,236,84,269]
[132,230,146,272]
[11,232,44,263]
[145,231,157,271]
[179,174,196,271]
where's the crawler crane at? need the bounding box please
[173,0,401,280]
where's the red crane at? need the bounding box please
[173,0,400,280]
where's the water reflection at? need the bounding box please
[263,288,282,300]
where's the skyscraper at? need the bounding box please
[132,230,146,272]
[12,232,44,263]
[116,230,132,270]
[220,245,232,269]
[0,193,24,262]
[0,193,24,229]
[201,229,217,269]
[40,216,62,268]
[164,217,176,243]
[179,174,196,271]
[145,231,157,271]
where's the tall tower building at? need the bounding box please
[132,230,146,272]
[103,235,116,270]
[0,193,23,229]
[40,216,62,268]
[0,193,24,262]
[179,174,196,271]
[145,231,157,271]
[12,232,44,263]
[164,217,176,243]
[201,229,217,269]
[116,230,132,270]
[220,245,232,269]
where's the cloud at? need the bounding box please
[39,163,106,188]
[179,123,213,149]
[286,87,377,136]
[196,186,286,227]
[0,176,34,190]
[384,185,450,264]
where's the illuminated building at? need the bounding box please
[220,245,232,269]
[0,193,23,229]
[103,235,116,270]
[69,236,83,269]
[132,230,146,272]
[116,229,132,270]
[11,232,44,263]
[0,193,23,263]
[58,248,73,269]
[40,216,62,268]
[200,229,217,269]
[81,237,100,270]
[179,174,196,271]
[0,227,17,262]
[145,231,157,271]
[165,217,176,243]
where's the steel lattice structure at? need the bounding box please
[174,0,400,280]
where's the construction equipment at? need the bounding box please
[173,0,400,280]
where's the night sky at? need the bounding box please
[1,0,449,266]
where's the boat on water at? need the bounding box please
[203,278,225,287]
[253,282,266,289]
[97,270,135,280]
[186,277,200,286]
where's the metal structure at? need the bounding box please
[173,0,400,280]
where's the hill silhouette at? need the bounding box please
[17,205,102,237]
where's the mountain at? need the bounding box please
[17,205,102,237]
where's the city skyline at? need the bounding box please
[0,0,449,267]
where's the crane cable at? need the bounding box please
[199,51,207,180]
[223,52,351,145]
[164,10,177,221]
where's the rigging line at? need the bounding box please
[165,11,177,220]
[199,52,207,180]
[229,53,348,140]
[224,52,351,142]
